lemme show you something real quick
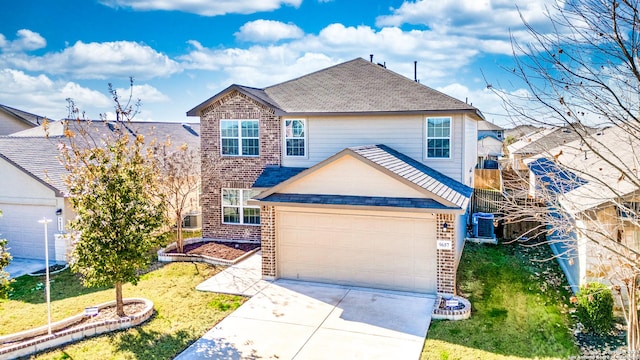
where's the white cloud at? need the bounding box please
[115,83,170,103]
[0,69,110,119]
[235,20,303,42]
[0,40,180,80]
[376,0,562,53]
[100,0,302,16]
[181,22,483,88]
[0,29,46,53]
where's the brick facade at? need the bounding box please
[200,91,280,242]
[436,213,457,294]
[260,205,277,279]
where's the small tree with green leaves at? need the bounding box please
[0,210,12,299]
[61,80,166,316]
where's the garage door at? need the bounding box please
[277,209,437,293]
[0,203,58,260]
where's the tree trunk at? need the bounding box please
[115,281,125,317]
[176,210,184,253]
[629,276,640,352]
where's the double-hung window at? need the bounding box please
[220,120,259,156]
[222,189,261,225]
[285,119,305,157]
[426,117,451,158]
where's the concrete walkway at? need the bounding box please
[177,252,435,360]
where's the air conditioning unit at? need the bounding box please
[472,213,495,239]
[182,213,201,229]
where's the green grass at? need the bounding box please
[0,262,245,359]
[421,242,579,360]
[163,229,202,245]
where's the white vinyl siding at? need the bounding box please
[221,188,261,225]
[281,114,466,184]
[463,115,479,187]
[220,120,259,156]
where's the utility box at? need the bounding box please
[472,213,495,239]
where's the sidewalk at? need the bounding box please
[195,251,270,296]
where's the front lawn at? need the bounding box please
[0,262,245,359]
[421,242,579,359]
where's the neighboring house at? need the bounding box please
[477,120,504,168]
[504,124,539,140]
[0,120,200,261]
[506,126,595,172]
[188,57,484,295]
[524,126,640,294]
[0,104,47,135]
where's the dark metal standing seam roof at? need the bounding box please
[351,145,473,209]
[253,144,473,211]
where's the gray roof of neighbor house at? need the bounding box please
[254,144,472,211]
[477,120,504,131]
[0,104,47,127]
[526,125,640,215]
[507,125,598,156]
[0,121,200,196]
[187,58,484,119]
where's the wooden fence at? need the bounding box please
[471,189,503,214]
[471,189,543,240]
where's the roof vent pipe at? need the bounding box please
[370,54,374,62]
[414,61,417,82]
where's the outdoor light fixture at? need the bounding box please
[442,222,449,232]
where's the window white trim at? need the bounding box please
[283,118,308,158]
[221,188,261,226]
[425,116,452,159]
[220,119,260,157]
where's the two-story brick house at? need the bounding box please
[188,58,484,295]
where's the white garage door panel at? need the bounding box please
[278,210,437,293]
[0,203,57,259]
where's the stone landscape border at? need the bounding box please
[0,298,154,359]
[432,294,471,321]
[157,238,261,266]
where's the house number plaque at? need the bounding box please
[437,240,452,250]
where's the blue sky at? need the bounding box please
[0,0,557,126]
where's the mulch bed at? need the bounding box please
[167,241,260,260]
[29,264,67,276]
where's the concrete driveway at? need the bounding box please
[176,279,435,359]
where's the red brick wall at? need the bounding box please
[436,213,457,294]
[200,90,280,241]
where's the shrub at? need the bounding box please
[574,282,614,334]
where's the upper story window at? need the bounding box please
[426,117,451,158]
[221,188,261,225]
[285,119,306,157]
[220,120,259,156]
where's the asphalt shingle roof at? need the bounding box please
[0,121,201,195]
[0,104,46,127]
[259,193,453,210]
[253,166,307,188]
[188,58,483,118]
